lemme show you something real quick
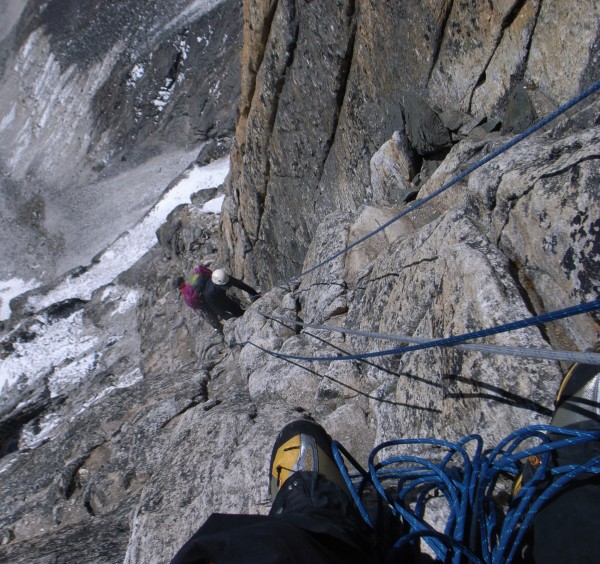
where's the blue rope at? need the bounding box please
[333,425,600,563]
[288,79,600,284]
[246,299,600,362]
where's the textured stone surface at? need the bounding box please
[370,130,417,205]
[222,0,600,288]
[1,2,599,563]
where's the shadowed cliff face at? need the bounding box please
[221,0,600,289]
[0,0,241,285]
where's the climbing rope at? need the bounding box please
[244,79,600,368]
[253,310,600,365]
[246,299,600,363]
[245,309,444,412]
[332,425,600,563]
[284,78,600,284]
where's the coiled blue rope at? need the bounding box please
[332,426,600,563]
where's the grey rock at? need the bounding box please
[0,0,242,286]
[501,84,537,134]
[402,91,452,156]
[1,2,599,563]
[223,1,598,288]
[370,130,417,205]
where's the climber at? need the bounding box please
[170,352,600,563]
[179,265,259,325]
[178,264,222,330]
[202,268,259,320]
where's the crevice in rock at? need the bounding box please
[240,0,281,125]
[467,0,533,114]
[255,5,300,245]
[502,0,530,33]
[367,272,400,285]
[307,281,346,290]
[425,0,454,86]
[45,298,88,321]
[495,180,538,245]
[293,295,303,335]
[165,49,185,88]
[159,396,204,429]
[537,154,600,181]
[506,258,551,344]
[315,0,357,190]
[62,452,94,500]
[519,0,542,84]
[83,490,96,517]
[0,402,48,459]
[398,255,439,271]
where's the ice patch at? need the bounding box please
[201,195,225,214]
[0,277,39,321]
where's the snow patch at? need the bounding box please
[0,311,99,394]
[25,157,229,311]
[0,456,18,476]
[69,368,143,422]
[48,351,98,398]
[0,277,39,321]
[0,103,16,130]
[20,412,62,449]
[156,0,223,38]
[117,367,144,389]
[179,40,189,60]
[153,78,174,111]
[201,195,225,214]
[127,63,145,87]
[112,289,141,316]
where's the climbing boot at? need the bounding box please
[551,343,600,430]
[513,345,600,497]
[527,345,600,563]
[269,419,350,502]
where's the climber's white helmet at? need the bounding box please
[212,269,230,286]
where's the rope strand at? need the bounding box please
[245,299,600,363]
[253,311,600,365]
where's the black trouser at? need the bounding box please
[170,471,378,564]
[529,436,600,563]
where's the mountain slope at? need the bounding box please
[1,1,599,562]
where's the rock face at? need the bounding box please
[1,1,599,563]
[221,0,600,288]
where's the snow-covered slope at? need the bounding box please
[0,0,241,288]
[1,157,228,395]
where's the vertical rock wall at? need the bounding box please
[221,0,600,288]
